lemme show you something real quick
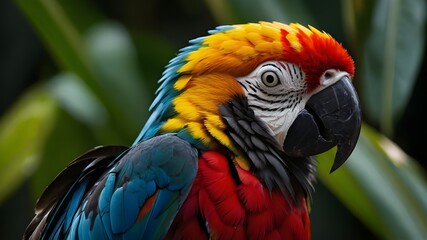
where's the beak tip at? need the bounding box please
[329,129,361,174]
[329,152,346,173]
[329,161,343,174]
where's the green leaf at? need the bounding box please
[0,89,57,203]
[15,0,140,144]
[318,124,427,239]
[45,72,122,144]
[47,72,108,127]
[130,31,176,94]
[360,0,426,135]
[29,108,100,200]
[84,22,150,139]
[206,0,315,25]
[14,0,99,93]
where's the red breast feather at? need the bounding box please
[167,151,310,240]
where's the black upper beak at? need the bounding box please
[283,76,361,173]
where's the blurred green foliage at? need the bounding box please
[1,0,426,239]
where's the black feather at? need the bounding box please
[23,146,128,240]
[219,95,316,204]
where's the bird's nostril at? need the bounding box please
[324,71,334,79]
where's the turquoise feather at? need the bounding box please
[25,135,198,240]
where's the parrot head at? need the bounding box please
[136,21,361,200]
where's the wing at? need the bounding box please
[24,134,198,240]
[24,145,128,240]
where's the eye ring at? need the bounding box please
[261,70,280,87]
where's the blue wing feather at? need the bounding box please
[142,190,181,239]
[106,135,198,238]
[24,134,198,240]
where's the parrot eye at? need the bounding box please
[262,71,279,87]
[260,69,281,87]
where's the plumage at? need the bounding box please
[24,21,361,240]
[167,151,311,239]
[25,135,198,239]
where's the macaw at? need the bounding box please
[24,21,361,240]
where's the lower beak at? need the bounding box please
[283,76,361,173]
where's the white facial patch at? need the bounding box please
[236,61,308,147]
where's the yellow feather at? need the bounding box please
[271,41,283,51]
[173,97,200,121]
[234,156,251,171]
[236,46,257,60]
[204,32,229,47]
[179,59,196,73]
[308,25,331,39]
[294,24,313,36]
[286,33,303,52]
[280,23,298,34]
[242,23,261,33]
[198,48,221,61]
[220,40,249,53]
[205,121,232,148]
[260,21,283,30]
[228,28,248,41]
[185,49,204,62]
[187,122,212,145]
[205,114,226,129]
[162,118,186,132]
[246,32,262,46]
[255,42,275,53]
[260,24,281,41]
[271,21,290,30]
[308,25,322,35]
[174,75,192,90]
